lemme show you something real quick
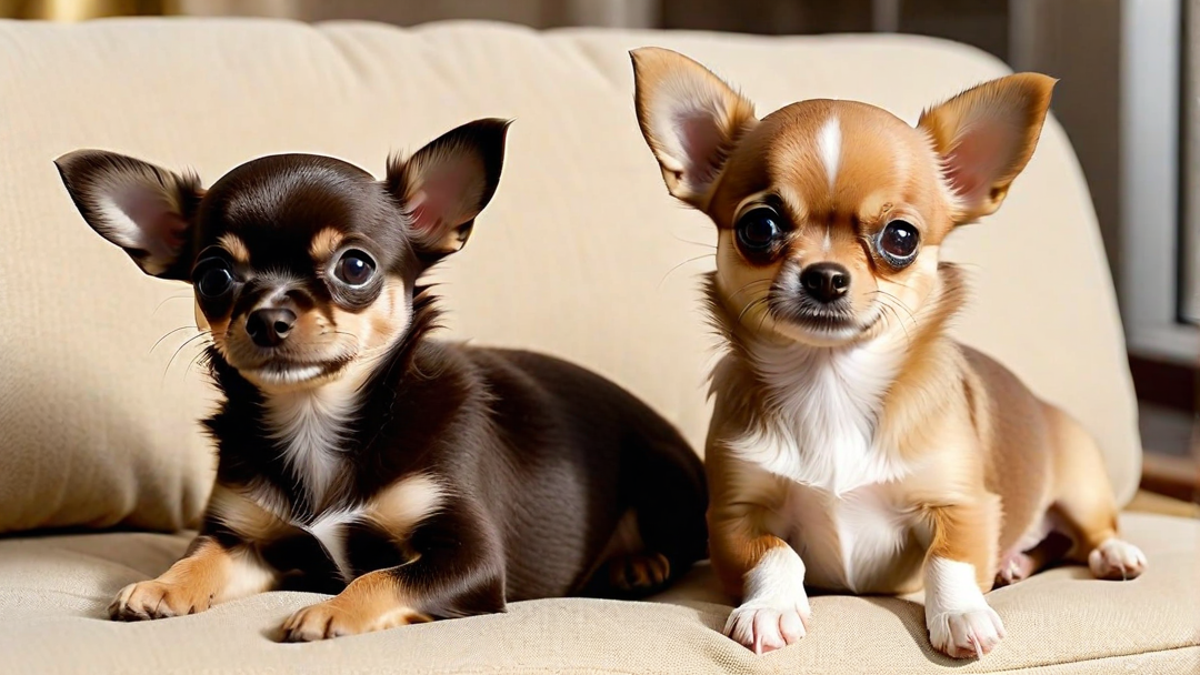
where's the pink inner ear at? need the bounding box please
[114,185,188,252]
[676,107,724,186]
[943,117,1018,208]
[407,162,475,235]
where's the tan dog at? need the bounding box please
[630,47,1146,660]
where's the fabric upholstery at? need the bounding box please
[0,18,1140,535]
[0,513,1195,674]
[0,16,1183,675]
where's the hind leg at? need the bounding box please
[994,531,1073,587]
[584,510,674,597]
[1047,409,1147,581]
[631,439,709,590]
[602,549,673,595]
[590,438,708,599]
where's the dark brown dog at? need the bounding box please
[56,119,708,641]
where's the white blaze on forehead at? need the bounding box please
[817,115,842,192]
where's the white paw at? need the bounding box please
[724,595,812,655]
[927,605,1005,659]
[724,546,812,654]
[1088,539,1146,581]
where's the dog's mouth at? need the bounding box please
[239,356,354,387]
[764,292,880,343]
[768,297,857,331]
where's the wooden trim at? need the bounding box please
[1140,450,1199,503]
[1126,489,1200,518]
[1128,354,1198,412]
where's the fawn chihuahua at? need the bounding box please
[631,48,1145,659]
[57,119,707,641]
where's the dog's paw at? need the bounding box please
[994,551,1035,587]
[724,595,812,655]
[927,605,1005,659]
[109,580,211,621]
[1088,539,1146,581]
[280,599,431,642]
[608,552,671,593]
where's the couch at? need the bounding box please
[0,17,1195,675]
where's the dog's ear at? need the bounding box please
[55,150,203,280]
[918,73,1056,223]
[386,118,510,260]
[630,47,757,209]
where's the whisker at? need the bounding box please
[881,293,917,326]
[152,294,194,316]
[658,253,716,288]
[757,305,772,334]
[727,279,774,302]
[868,290,918,327]
[184,348,211,377]
[736,297,769,327]
[879,302,911,345]
[149,326,200,355]
[672,239,717,250]
[162,332,213,386]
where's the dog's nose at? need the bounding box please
[800,262,851,303]
[245,308,297,348]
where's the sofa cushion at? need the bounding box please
[0,513,1194,674]
[0,18,1139,534]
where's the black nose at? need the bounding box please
[245,308,297,348]
[800,262,851,303]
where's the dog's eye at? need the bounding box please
[735,208,782,253]
[196,266,234,298]
[878,220,920,265]
[334,250,376,286]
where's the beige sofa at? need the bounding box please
[0,17,1196,674]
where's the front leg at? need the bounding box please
[281,498,505,642]
[721,536,811,655]
[923,497,1005,659]
[707,440,809,655]
[712,501,811,655]
[109,535,276,621]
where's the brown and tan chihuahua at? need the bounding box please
[631,48,1145,659]
[56,119,708,641]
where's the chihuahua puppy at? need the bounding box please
[631,49,1146,659]
[56,119,708,641]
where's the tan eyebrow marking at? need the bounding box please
[218,233,250,264]
[309,227,344,262]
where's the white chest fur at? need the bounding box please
[729,338,920,591]
[731,339,909,495]
[262,381,360,508]
[782,482,923,592]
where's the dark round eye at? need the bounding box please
[334,250,376,286]
[878,220,920,264]
[195,266,233,298]
[735,208,783,253]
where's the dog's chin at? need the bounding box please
[769,307,872,347]
[238,357,354,391]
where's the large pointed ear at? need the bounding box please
[918,73,1056,222]
[385,118,510,260]
[55,150,203,280]
[630,47,757,208]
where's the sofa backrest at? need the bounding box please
[0,19,1140,533]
